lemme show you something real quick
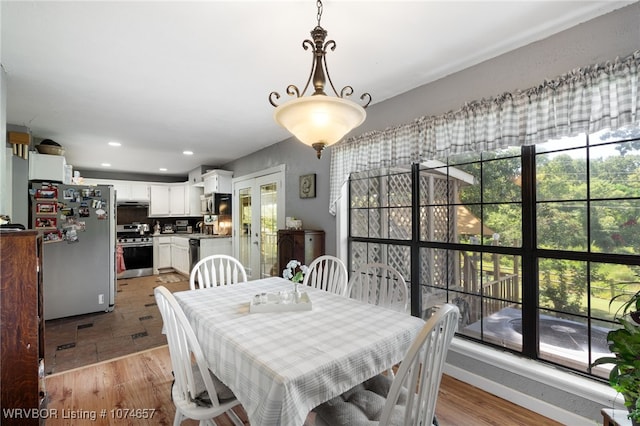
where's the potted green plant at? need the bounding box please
[593,289,640,426]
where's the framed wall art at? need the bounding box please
[299,173,316,198]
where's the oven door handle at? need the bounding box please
[119,243,153,248]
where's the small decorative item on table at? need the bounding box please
[249,291,312,313]
[283,259,308,297]
[249,259,314,313]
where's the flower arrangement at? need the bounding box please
[283,260,308,284]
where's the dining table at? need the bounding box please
[173,276,426,426]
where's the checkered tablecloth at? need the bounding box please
[173,276,425,426]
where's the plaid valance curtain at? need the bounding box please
[329,50,640,215]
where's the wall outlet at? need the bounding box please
[98,294,104,304]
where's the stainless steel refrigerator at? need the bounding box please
[29,182,116,320]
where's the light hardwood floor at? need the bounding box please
[46,345,562,426]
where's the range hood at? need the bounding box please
[116,201,149,208]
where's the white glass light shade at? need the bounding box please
[274,95,366,147]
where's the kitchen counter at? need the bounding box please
[154,233,230,239]
[188,233,231,239]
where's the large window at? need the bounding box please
[348,127,640,378]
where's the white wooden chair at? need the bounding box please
[154,286,243,426]
[347,263,409,313]
[189,255,247,290]
[312,304,459,426]
[302,255,348,296]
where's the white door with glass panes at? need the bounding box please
[233,167,284,281]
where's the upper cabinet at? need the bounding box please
[168,184,186,216]
[82,178,204,217]
[186,183,203,216]
[119,181,150,201]
[29,151,72,183]
[82,178,150,202]
[149,183,203,217]
[203,170,233,195]
[149,185,172,216]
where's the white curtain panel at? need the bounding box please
[329,50,640,215]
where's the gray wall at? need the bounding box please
[224,2,640,258]
[78,168,185,183]
[224,138,336,254]
[223,3,640,422]
[8,124,29,226]
[0,62,8,220]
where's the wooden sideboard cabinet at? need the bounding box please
[1,231,45,424]
[277,229,325,272]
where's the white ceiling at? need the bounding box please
[2,1,633,177]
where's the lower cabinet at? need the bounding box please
[200,237,232,259]
[1,231,46,424]
[171,237,190,276]
[158,243,172,270]
[154,236,232,276]
[153,236,172,274]
[277,229,325,272]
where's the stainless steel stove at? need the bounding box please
[117,224,153,278]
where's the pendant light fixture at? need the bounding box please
[269,0,371,159]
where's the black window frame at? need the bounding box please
[347,135,640,378]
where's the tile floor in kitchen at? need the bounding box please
[44,273,190,375]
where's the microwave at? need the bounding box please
[200,193,231,216]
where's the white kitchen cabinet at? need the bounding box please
[171,236,190,276]
[169,184,186,216]
[158,243,172,269]
[119,181,149,201]
[153,236,173,274]
[83,179,150,202]
[203,170,233,195]
[149,183,201,217]
[150,184,185,216]
[186,184,204,216]
[200,237,232,259]
[132,183,149,200]
[149,185,171,216]
[29,152,70,183]
[80,178,104,186]
[110,181,129,199]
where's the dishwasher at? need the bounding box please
[189,238,200,272]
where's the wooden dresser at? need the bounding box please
[277,229,325,273]
[1,231,45,424]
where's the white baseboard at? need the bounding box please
[445,338,622,425]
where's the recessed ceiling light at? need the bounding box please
[183,150,194,155]
[159,168,168,172]
[101,163,111,167]
[108,141,121,147]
